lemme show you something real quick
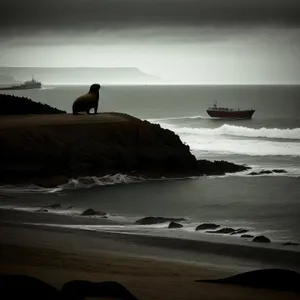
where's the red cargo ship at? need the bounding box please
[206,102,255,119]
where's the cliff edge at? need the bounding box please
[0,113,249,187]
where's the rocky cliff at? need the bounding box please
[0,113,249,187]
[0,94,66,115]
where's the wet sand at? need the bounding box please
[0,210,300,299]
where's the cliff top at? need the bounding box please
[0,112,140,129]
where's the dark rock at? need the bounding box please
[81,208,106,216]
[259,170,273,175]
[196,160,250,176]
[206,227,236,234]
[195,223,220,231]
[0,112,250,187]
[252,235,271,243]
[230,229,249,235]
[249,172,259,176]
[135,217,185,225]
[66,206,74,210]
[195,269,300,293]
[0,94,66,115]
[249,170,274,176]
[283,242,299,246]
[0,274,60,299]
[241,234,254,238]
[272,169,287,174]
[168,222,183,229]
[61,280,140,300]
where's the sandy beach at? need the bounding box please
[1,210,299,300]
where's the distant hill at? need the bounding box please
[0,67,162,85]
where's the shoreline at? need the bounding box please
[1,210,300,273]
[1,222,300,300]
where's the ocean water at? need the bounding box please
[1,84,300,247]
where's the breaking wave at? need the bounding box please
[156,123,300,157]
[171,125,300,140]
[148,115,208,122]
[0,174,197,194]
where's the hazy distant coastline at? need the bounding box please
[0,67,163,85]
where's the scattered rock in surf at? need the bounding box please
[66,206,74,210]
[249,169,285,176]
[195,223,220,231]
[44,203,62,209]
[230,228,249,235]
[252,235,271,243]
[206,227,236,234]
[168,222,183,229]
[283,242,299,246]
[195,269,300,293]
[241,234,254,238]
[81,208,106,216]
[272,169,287,174]
[249,170,272,176]
[135,217,186,225]
[34,208,49,213]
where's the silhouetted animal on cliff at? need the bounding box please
[0,274,140,300]
[195,268,300,293]
[72,83,101,115]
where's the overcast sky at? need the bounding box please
[1,0,300,84]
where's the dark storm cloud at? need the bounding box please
[1,0,300,35]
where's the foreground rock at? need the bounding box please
[196,269,300,293]
[0,113,250,187]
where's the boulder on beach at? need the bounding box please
[252,235,271,243]
[81,208,106,216]
[272,169,287,174]
[241,234,254,238]
[195,223,220,231]
[282,242,299,246]
[249,169,287,176]
[168,222,183,229]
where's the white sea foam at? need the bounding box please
[168,124,300,140]
[158,123,300,157]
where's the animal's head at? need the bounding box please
[89,84,101,93]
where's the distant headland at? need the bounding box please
[0,67,162,85]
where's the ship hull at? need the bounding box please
[206,109,255,119]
